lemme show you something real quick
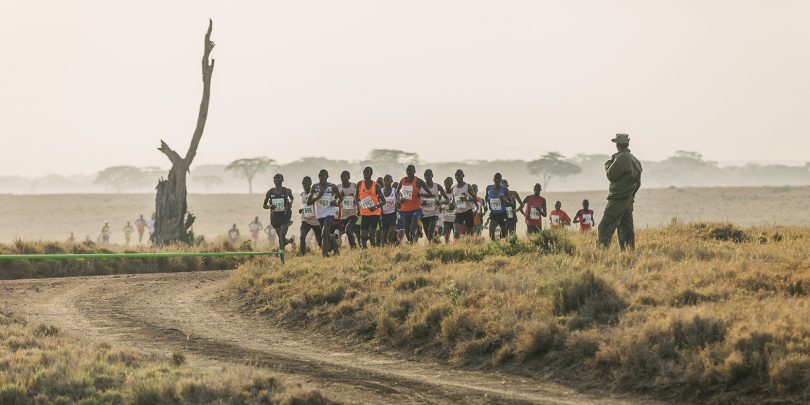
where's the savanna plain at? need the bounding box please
[1,186,809,404]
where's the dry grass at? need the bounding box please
[1,186,809,244]
[0,312,332,405]
[230,223,810,404]
[0,240,256,280]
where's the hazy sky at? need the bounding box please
[2,0,809,177]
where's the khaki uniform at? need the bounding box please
[598,149,642,250]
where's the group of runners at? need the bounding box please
[261,165,598,257]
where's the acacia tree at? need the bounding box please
[226,157,274,193]
[152,20,215,245]
[526,152,581,190]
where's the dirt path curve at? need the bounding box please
[1,271,649,404]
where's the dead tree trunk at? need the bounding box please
[152,20,215,245]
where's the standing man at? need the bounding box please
[573,200,596,233]
[101,222,111,244]
[264,174,296,255]
[134,214,148,243]
[598,133,643,250]
[299,176,323,254]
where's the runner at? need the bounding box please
[307,169,343,257]
[338,171,359,249]
[248,216,263,242]
[485,173,511,240]
[379,175,399,246]
[228,224,240,243]
[263,173,296,255]
[101,222,111,244]
[358,167,385,248]
[502,179,522,235]
[452,169,476,237]
[298,176,323,254]
[147,214,156,240]
[549,201,572,230]
[419,169,449,244]
[442,177,456,242]
[573,199,596,232]
[397,165,433,244]
[471,185,487,236]
[67,232,76,244]
[134,214,148,243]
[521,183,547,234]
[122,221,134,245]
[264,224,277,247]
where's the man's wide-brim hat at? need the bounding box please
[611,133,630,143]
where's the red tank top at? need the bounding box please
[525,195,545,226]
[578,209,594,232]
[358,180,381,216]
[399,176,422,212]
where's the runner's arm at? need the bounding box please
[572,210,581,223]
[417,179,434,197]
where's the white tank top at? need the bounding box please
[421,183,440,217]
[382,187,397,215]
[312,183,337,219]
[300,191,319,225]
[453,183,473,213]
[339,182,358,219]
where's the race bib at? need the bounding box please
[385,198,396,211]
[583,214,593,225]
[551,215,561,225]
[506,206,514,219]
[401,186,414,200]
[342,198,355,210]
[454,195,466,208]
[422,198,436,211]
[271,198,285,211]
[360,196,376,209]
[302,205,315,218]
[489,198,502,211]
[530,207,540,220]
[318,196,332,208]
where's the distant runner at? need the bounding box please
[248,216,263,241]
[101,222,111,244]
[122,222,134,245]
[471,184,486,236]
[502,179,522,235]
[134,214,148,243]
[358,167,385,248]
[420,169,449,244]
[398,165,433,243]
[549,201,572,230]
[380,175,399,246]
[338,171,359,249]
[147,214,156,240]
[307,169,343,257]
[299,176,323,255]
[442,177,456,242]
[228,224,240,243]
[263,173,295,255]
[452,169,477,237]
[573,199,596,232]
[521,183,547,234]
[485,173,511,240]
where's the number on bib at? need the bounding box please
[583,214,592,225]
[454,195,466,208]
[342,198,355,210]
[401,186,414,200]
[489,198,502,211]
[271,198,285,211]
[302,206,315,218]
[361,196,376,209]
[506,206,514,219]
[422,198,436,211]
[530,207,540,220]
[551,215,561,225]
[318,197,331,207]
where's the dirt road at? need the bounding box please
[1,271,649,404]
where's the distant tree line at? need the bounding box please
[1,149,808,194]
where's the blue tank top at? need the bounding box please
[486,185,507,213]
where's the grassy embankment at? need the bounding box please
[0,240,262,280]
[0,312,331,404]
[231,223,810,404]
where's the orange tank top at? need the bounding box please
[358,180,381,216]
[399,176,422,212]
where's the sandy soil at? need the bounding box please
[0,270,655,405]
